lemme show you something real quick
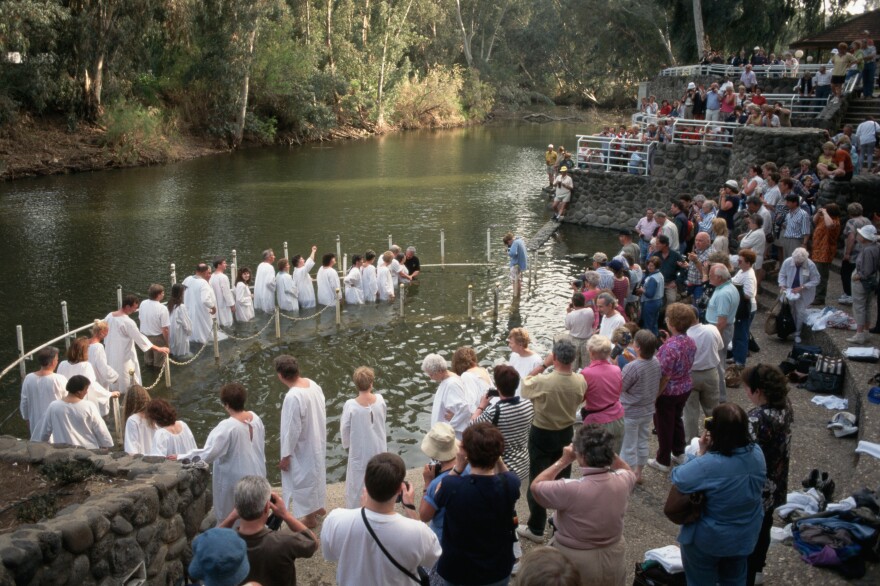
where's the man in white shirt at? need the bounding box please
[815,64,832,100]
[20,346,67,434]
[855,116,879,173]
[596,292,626,338]
[552,166,574,221]
[138,284,170,367]
[322,453,441,586]
[565,292,594,371]
[684,317,724,441]
[654,212,680,252]
[740,64,757,91]
[209,257,236,327]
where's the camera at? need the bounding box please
[266,494,282,531]
[396,480,411,503]
[704,416,714,432]
[487,388,500,398]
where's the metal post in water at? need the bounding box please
[164,353,171,388]
[343,253,348,276]
[388,234,393,249]
[213,320,220,362]
[440,229,446,267]
[494,284,499,317]
[283,241,289,260]
[275,307,281,339]
[170,263,177,285]
[335,289,342,326]
[116,285,123,310]
[486,228,491,262]
[467,285,474,319]
[399,283,405,317]
[231,249,238,284]
[336,235,341,266]
[61,301,71,350]
[16,325,26,378]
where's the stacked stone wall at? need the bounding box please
[0,438,210,586]
[646,75,796,104]
[727,126,826,186]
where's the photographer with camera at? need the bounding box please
[219,475,318,586]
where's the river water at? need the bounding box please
[0,120,620,481]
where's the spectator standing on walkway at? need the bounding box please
[503,232,527,297]
[778,248,820,344]
[684,314,723,441]
[778,194,811,262]
[856,117,879,172]
[731,249,758,368]
[552,166,574,221]
[847,225,880,345]
[620,329,661,482]
[651,235,686,305]
[635,209,658,263]
[544,144,558,187]
[654,212,680,253]
[638,257,664,335]
[706,264,739,401]
[517,338,585,543]
[811,204,842,306]
[565,293,594,371]
[841,203,870,305]
[580,335,625,453]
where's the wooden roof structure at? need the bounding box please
[790,10,879,50]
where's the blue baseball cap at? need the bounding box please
[188,528,250,586]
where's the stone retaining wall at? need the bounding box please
[727,126,826,182]
[816,175,880,219]
[0,439,210,586]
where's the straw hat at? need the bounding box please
[421,422,459,461]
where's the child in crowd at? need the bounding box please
[619,330,662,483]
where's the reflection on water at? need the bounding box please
[0,122,619,482]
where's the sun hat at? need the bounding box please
[548,143,554,149]
[592,252,608,264]
[858,224,878,242]
[832,48,839,55]
[559,166,568,172]
[724,179,740,192]
[188,528,250,586]
[687,82,696,90]
[421,422,459,461]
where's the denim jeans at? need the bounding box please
[641,298,662,335]
[639,239,651,264]
[863,61,876,98]
[682,542,748,586]
[732,310,756,366]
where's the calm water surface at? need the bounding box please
[0,121,620,482]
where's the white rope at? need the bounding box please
[279,304,335,322]
[168,343,209,366]
[223,314,275,341]
[142,360,168,391]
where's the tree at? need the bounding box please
[692,0,705,57]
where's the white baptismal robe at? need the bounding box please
[253,262,277,313]
[124,413,155,455]
[182,276,216,344]
[341,395,387,508]
[151,421,197,457]
[20,372,67,433]
[234,282,254,322]
[316,267,340,306]
[361,264,378,302]
[294,258,317,309]
[88,342,118,390]
[209,272,235,327]
[430,375,472,439]
[344,266,364,304]
[57,360,112,416]
[276,271,299,312]
[168,305,192,356]
[179,414,267,524]
[280,380,327,517]
[103,312,153,393]
[34,399,113,449]
[377,266,394,301]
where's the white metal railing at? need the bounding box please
[669,118,739,146]
[659,63,823,78]
[760,94,829,117]
[843,72,862,96]
[576,135,656,175]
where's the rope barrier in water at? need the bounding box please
[168,343,210,366]
[223,314,275,341]
[142,360,168,392]
[279,304,335,322]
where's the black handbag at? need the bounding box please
[361,508,430,586]
[776,299,796,340]
[805,355,845,395]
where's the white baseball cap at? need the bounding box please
[687,82,696,90]
[548,144,554,148]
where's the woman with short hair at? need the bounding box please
[580,336,625,454]
[452,346,492,411]
[34,375,114,449]
[57,336,118,416]
[743,365,793,586]
[433,423,521,586]
[671,403,766,585]
[777,247,820,343]
[530,424,636,586]
[506,328,543,396]
[423,353,471,439]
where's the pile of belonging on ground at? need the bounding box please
[775,471,879,579]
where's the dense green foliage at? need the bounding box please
[0,0,860,145]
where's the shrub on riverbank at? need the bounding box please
[99,101,177,164]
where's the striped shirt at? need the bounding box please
[474,397,535,480]
[686,247,711,286]
[782,207,811,239]
[620,358,662,420]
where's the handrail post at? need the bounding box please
[212,319,220,363]
[61,301,70,350]
[494,284,499,317]
[283,241,289,260]
[440,229,446,267]
[486,228,491,262]
[164,353,171,388]
[388,234,393,249]
[467,285,473,319]
[231,249,237,285]
[399,283,405,317]
[343,253,348,277]
[116,285,123,310]
[274,307,281,339]
[336,235,341,266]
[16,325,26,378]
[335,289,342,326]
[170,263,177,285]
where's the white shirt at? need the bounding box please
[316,266,340,306]
[138,299,170,337]
[460,369,492,411]
[182,276,217,344]
[57,361,112,416]
[815,70,832,86]
[732,268,758,312]
[124,413,156,455]
[280,380,328,517]
[565,308,595,339]
[88,342,119,389]
[294,258,317,309]
[660,221,679,252]
[322,507,441,586]
[20,372,67,429]
[739,230,766,269]
[555,174,573,198]
[598,312,626,339]
[253,261,277,313]
[34,399,113,449]
[430,375,472,438]
[686,323,724,370]
[151,422,198,457]
[209,272,235,327]
[856,120,880,145]
[507,352,544,396]
[104,312,153,392]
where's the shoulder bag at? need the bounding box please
[663,485,704,525]
[361,508,430,586]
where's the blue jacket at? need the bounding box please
[671,443,766,557]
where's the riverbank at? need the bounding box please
[0,106,623,182]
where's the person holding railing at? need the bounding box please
[831,42,859,101]
[863,37,876,99]
[104,295,170,393]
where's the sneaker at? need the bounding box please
[846,333,868,344]
[511,562,521,576]
[551,213,558,221]
[671,454,686,466]
[515,525,544,543]
[838,294,853,305]
[647,459,670,473]
[557,215,565,222]
[755,571,765,585]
